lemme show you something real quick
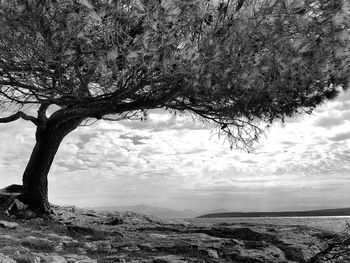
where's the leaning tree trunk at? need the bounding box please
[22,118,82,213]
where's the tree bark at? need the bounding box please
[22,118,82,213]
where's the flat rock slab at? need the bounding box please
[152,255,189,263]
[21,236,56,251]
[34,253,98,263]
[0,253,16,263]
[0,205,349,263]
[0,220,19,229]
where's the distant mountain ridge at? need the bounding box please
[86,204,199,219]
[197,207,350,218]
[86,205,350,219]
[85,205,231,219]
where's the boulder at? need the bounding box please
[199,248,219,259]
[33,253,68,263]
[0,184,23,200]
[0,253,15,263]
[228,244,286,263]
[0,185,34,218]
[104,255,127,262]
[0,185,23,211]
[2,184,23,193]
[7,199,28,214]
[11,253,38,263]
[83,242,97,252]
[274,227,329,263]
[0,235,12,239]
[0,220,19,229]
[104,216,124,225]
[63,254,97,263]
[138,243,159,252]
[0,245,30,255]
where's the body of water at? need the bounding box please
[185,216,350,233]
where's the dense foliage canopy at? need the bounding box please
[0,0,349,148]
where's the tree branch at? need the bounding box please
[0,111,37,125]
[0,80,41,93]
[36,103,49,130]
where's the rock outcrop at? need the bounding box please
[0,188,349,262]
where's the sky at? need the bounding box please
[0,90,350,212]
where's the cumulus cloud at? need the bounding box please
[329,131,350,141]
[314,115,345,128]
[1,91,350,211]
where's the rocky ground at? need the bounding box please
[1,187,350,262]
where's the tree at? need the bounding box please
[0,0,349,214]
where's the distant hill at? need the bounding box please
[86,204,198,219]
[203,208,230,214]
[197,207,350,218]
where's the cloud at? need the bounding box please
[314,115,345,128]
[280,141,299,146]
[336,102,350,111]
[342,110,350,120]
[2,91,350,211]
[311,90,350,129]
[119,134,149,145]
[329,131,350,141]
